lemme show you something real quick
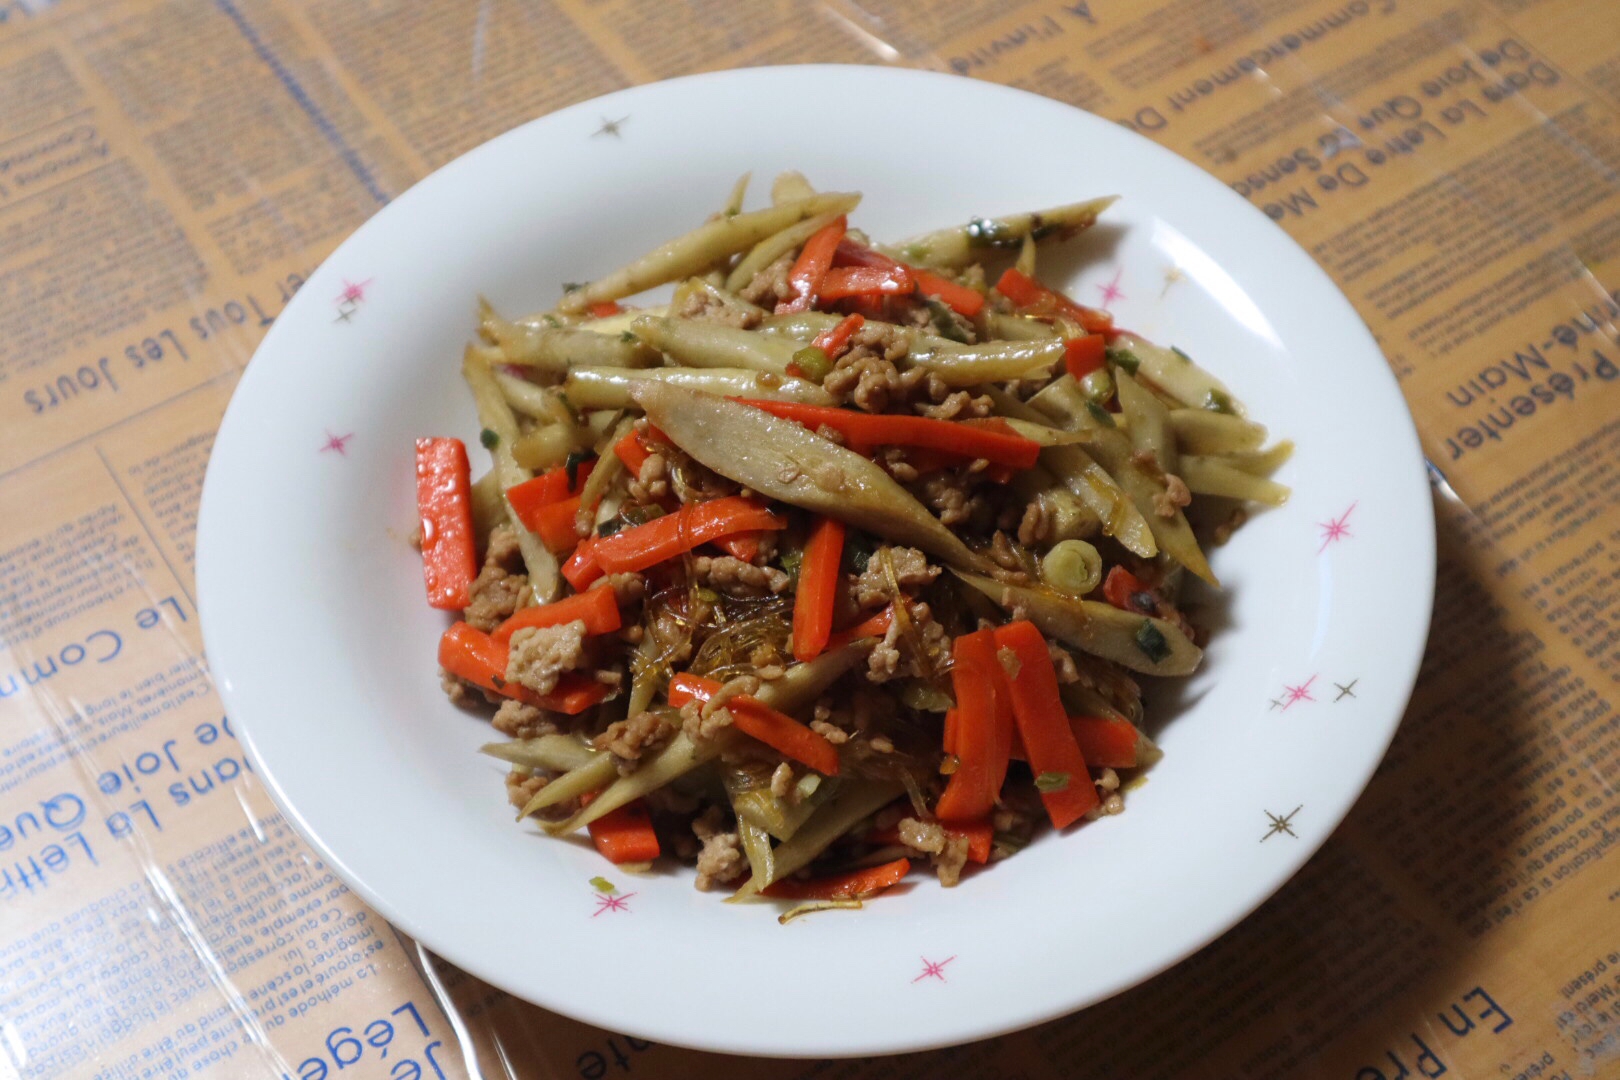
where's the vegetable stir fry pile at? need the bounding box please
[414,171,1292,907]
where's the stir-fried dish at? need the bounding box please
[413,172,1292,909]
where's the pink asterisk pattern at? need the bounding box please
[337,278,373,304]
[913,956,956,983]
[1318,502,1356,553]
[319,431,354,455]
[1095,268,1126,309]
[1280,676,1317,711]
[592,892,636,917]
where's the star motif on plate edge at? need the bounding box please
[592,115,629,138]
[913,956,956,983]
[1261,806,1302,842]
[1318,502,1356,553]
[319,431,354,455]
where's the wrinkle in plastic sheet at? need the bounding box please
[2,1,1620,1078]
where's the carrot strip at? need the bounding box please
[935,630,1011,822]
[587,300,623,318]
[777,216,847,314]
[415,438,479,610]
[825,605,893,652]
[763,857,911,900]
[591,496,784,574]
[437,622,607,714]
[614,429,650,474]
[993,620,1097,827]
[562,541,604,591]
[507,461,596,534]
[583,795,661,864]
[1070,716,1141,769]
[1102,566,1152,612]
[713,532,762,562]
[942,706,959,758]
[869,820,991,864]
[534,495,585,554]
[810,313,865,360]
[818,265,914,300]
[996,268,1113,334]
[1063,334,1108,380]
[667,675,839,775]
[491,586,622,644]
[913,268,984,317]
[733,399,1040,469]
[792,516,845,662]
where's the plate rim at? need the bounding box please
[197,63,1436,1058]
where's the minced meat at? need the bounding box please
[917,390,993,420]
[691,554,790,596]
[506,620,588,695]
[1153,473,1192,518]
[492,700,559,738]
[595,708,677,767]
[464,524,529,631]
[673,285,762,328]
[692,806,745,891]
[868,601,949,683]
[853,546,939,607]
[739,252,794,306]
[441,669,498,708]
[505,770,545,810]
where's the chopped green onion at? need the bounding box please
[564,450,591,489]
[590,876,616,894]
[848,546,871,575]
[1085,401,1116,427]
[1204,389,1235,414]
[779,547,804,579]
[563,281,587,293]
[1106,345,1140,375]
[695,587,720,604]
[923,297,972,343]
[791,345,833,382]
[542,314,561,328]
[596,518,624,538]
[619,330,636,343]
[1080,369,1114,404]
[1035,771,1071,793]
[480,428,500,449]
[1135,620,1171,663]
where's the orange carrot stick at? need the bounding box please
[490,586,622,644]
[415,438,478,610]
[591,496,784,574]
[792,516,845,662]
[437,622,607,714]
[993,620,1097,827]
[762,857,911,900]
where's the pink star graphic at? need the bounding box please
[913,956,956,983]
[319,431,354,455]
[1095,269,1126,309]
[1281,676,1317,710]
[336,278,373,305]
[1317,502,1356,553]
[592,892,636,917]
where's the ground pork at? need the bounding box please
[441,669,498,708]
[673,285,762,328]
[906,298,977,343]
[1018,499,1052,547]
[505,770,546,810]
[594,708,677,767]
[691,554,790,597]
[823,353,929,414]
[917,471,988,527]
[629,452,669,501]
[916,390,993,420]
[680,700,735,742]
[877,448,919,482]
[1153,473,1192,518]
[492,700,558,738]
[593,571,647,607]
[809,718,850,744]
[506,621,588,695]
[463,525,529,631]
[1047,643,1081,685]
[853,546,939,607]
[868,601,949,683]
[739,252,794,306]
[692,806,746,890]
[770,762,794,799]
[896,817,971,886]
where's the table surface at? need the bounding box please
[1,1,1618,1077]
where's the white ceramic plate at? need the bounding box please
[198,66,1434,1057]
